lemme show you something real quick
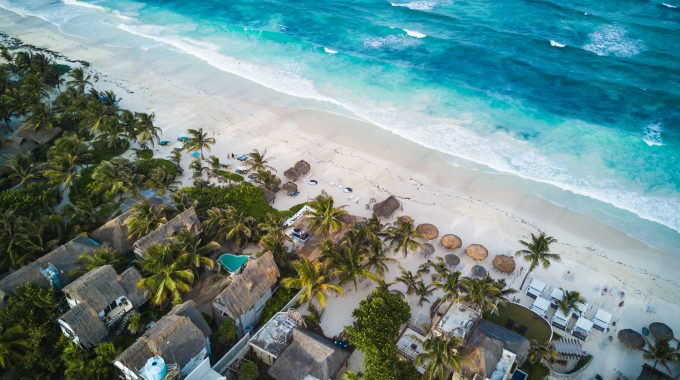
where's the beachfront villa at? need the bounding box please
[433,301,481,340]
[114,301,216,380]
[396,326,428,374]
[211,252,280,335]
[57,265,149,348]
[132,207,201,259]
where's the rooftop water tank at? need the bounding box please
[140,355,167,380]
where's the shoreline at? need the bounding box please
[2,9,679,377]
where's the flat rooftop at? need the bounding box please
[435,302,480,339]
[249,312,298,357]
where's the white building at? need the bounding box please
[433,302,481,340]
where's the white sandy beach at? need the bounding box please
[2,8,679,379]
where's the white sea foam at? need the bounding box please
[363,35,421,49]
[549,40,565,48]
[62,0,106,11]
[390,1,437,11]
[583,24,644,57]
[643,122,664,146]
[661,3,677,8]
[323,47,338,54]
[0,0,54,24]
[403,29,427,38]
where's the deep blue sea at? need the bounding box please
[2,0,679,243]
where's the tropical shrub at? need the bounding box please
[0,183,56,216]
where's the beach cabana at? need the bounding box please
[465,244,488,261]
[373,195,400,219]
[397,215,414,225]
[549,287,564,306]
[551,308,572,330]
[572,317,594,341]
[283,167,300,180]
[573,301,588,318]
[293,160,311,175]
[420,243,435,256]
[416,223,439,240]
[618,329,645,349]
[282,181,298,195]
[471,265,487,278]
[531,297,550,318]
[526,279,546,299]
[592,309,612,331]
[649,322,674,342]
[445,254,460,267]
[440,234,462,250]
[492,255,516,273]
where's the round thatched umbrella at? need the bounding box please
[649,322,674,342]
[465,244,488,261]
[618,329,645,349]
[417,223,439,240]
[282,181,298,194]
[373,195,400,219]
[283,167,300,180]
[397,215,414,225]
[471,265,487,278]
[421,243,435,256]
[294,160,311,175]
[445,254,460,267]
[440,234,462,250]
[492,255,516,274]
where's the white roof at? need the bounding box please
[532,297,550,312]
[552,308,571,323]
[529,279,546,291]
[593,309,612,328]
[574,317,594,332]
[549,288,564,302]
[573,301,588,316]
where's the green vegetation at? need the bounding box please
[238,361,259,380]
[60,341,117,380]
[258,286,299,326]
[484,303,552,343]
[0,183,56,216]
[218,170,244,183]
[213,318,237,356]
[523,361,550,380]
[345,287,411,380]
[90,138,130,163]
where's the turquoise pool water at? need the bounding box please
[218,253,249,273]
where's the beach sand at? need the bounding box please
[2,9,679,378]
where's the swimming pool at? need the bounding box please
[218,253,249,273]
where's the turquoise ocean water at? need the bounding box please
[2,0,679,249]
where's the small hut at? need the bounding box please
[649,322,674,342]
[465,244,488,261]
[282,181,299,195]
[492,255,516,274]
[373,195,400,219]
[294,160,311,175]
[471,265,487,278]
[417,223,439,240]
[618,329,645,349]
[421,243,435,257]
[440,234,462,250]
[397,215,414,225]
[445,254,460,267]
[284,167,300,180]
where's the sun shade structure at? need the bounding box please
[531,297,550,317]
[592,309,612,331]
[618,329,646,349]
[471,265,487,278]
[373,195,400,219]
[421,243,435,256]
[465,244,488,261]
[440,234,462,250]
[294,160,311,175]
[282,181,298,194]
[397,215,414,224]
[283,167,300,180]
[492,255,516,273]
[571,317,594,341]
[416,223,439,240]
[649,322,674,342]
[445,254,460,266]
[527,279,546,298]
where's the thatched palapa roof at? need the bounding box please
[416,223,439,240]
[15,124,62,145]
[421,243,435,256]
[294,160,311,175]
[260,187,276,203]
[132,208,200,257]
[282,181,298,194]
[284,167,300,180]
[213,252,279,319]
[0,236,99,302]
[649,322,674,342]
[445,254,460,266]
[63,265,148,311]
[471,265,487,278]
[373,195,400,219]
[618,329,645,349]
[116,301,209,373]
[397,215,414,224]
[297,214,364,262]
[492,255,516,273]
[59,303,109,348]
[440,234,462,250]
[90,210,136,256]
[461,319,530,379]
[120,267,148,307]
[268,329,349,380]
[465,244,488,261]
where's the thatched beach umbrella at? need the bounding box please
[649,322,674,342]
[283,167,300,180]
[397,215,414,225]
[261,187,276,203]
[440,234,462,250]
[445,254,460,267]
[421,243,435,256]
[471,265,487,278]
[282,181,298,194]
[465,244,488,261]
[294,160,311,175]
[618,329,645,349]
[492,255,516,273]
[417,223,439,240]
[373,195,400,219]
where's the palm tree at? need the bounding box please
[643,338,678,374]
[428,257,450,281]
[558,290,586,316]
[416,334,464,380]
[460,277,507,314]
[305,195,348,236]
[90,157,140,199]
[281,257,344,310]
[25,103,55,130]
[137,243,194,306]
[329,238,378,291]
[257,213,291,244]
[72,244,123,277]
[394,268,420,296]
[527,340,557,364]
[0,326,30,369]
[0,151,42,187]
[207,155,221,178]
[66,67,91,94]
[183,128,215,159]
[432,270,463,310]
[171,228,218,272]
[384,219,423,258]
[254,170,281,192]
[364,241,394,278]
[189,157,206,180]
[226,211,256,248]
[246,149,275,173]
[414,281,435,306]
[515,232,560,290]
[127,312,142,335]
[124,200,168,239]
[134,112,160,149]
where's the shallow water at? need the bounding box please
[2,0,679,247]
